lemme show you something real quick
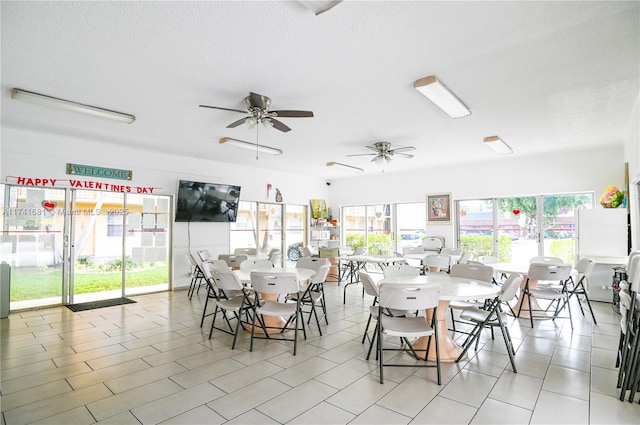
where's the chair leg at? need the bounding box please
[378,317,384,384]
[362,313,373,343]
[496,312,517,373]
[433,308,441,385]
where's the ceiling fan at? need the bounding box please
[347,141,416,165]
[199,92,313,132]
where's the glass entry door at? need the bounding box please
[69,190,172,303]
[1,185,68,310]
[69,190,127,304]
[1,184,172,309]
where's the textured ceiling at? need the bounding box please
[1,1,638,178]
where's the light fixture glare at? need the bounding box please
[483,136,513,155]
[11,88,135,123]
[413,76,471,119]
[219,137,282,155]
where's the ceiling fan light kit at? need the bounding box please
[200,92,313,133]
[326,162,364,173]
[219,137,282,155]
[483,136,513,155]
[413,76,471,119]
[11,88,136,124]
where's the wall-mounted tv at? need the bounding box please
[175,180,241,222]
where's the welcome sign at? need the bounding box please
[66,163,132,181]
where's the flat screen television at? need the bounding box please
[175,180,241,222]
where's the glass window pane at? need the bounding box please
[230,201,257,252]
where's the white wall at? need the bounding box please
[327,145,626,247]
[1,127,330,289]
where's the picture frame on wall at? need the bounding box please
[427,193,451,224]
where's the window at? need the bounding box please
[107,212,132,237]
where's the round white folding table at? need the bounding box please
[377,274,499,362]
[234,267,315,332]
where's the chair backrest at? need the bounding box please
[626,254,640,285]
[422,237,443,252]
[218,254,248,269]
[476,255,499,265]
[208,259,231,271]
[383,263,420,278]
[210,266,244,291]
[186,252,199,268]
[450,263,494,283]
[627,250,640,269]
[527,263,572,281]
[268,250,281,265]
[529,256,564,265]
[239,258,273,271]
[234,247,257,255]
[353,246,367,256]
[359,271,379,297]
[402,247,424,255]
[574,258,595,276]
[300,246,314,258]
[458,251,474,264]
[310,263,331,284]
[250,271,299,295]
[268,248,281,256]
[441,247,463,256]
[296,257,329,271]
[423,254,451,271]
[378,283,441,311]
[499,273,523,302]
[197,249,213,262]
[629,255,640,292]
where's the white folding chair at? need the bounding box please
[377,282,442,385]
[208,267,253,349]
[249,271,306,355]
[456,273,524,372]
[517,263,573,329]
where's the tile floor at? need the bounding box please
[1,279,640,425]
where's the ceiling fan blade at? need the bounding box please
[271,110,314,118]
[394,152,414,158]
[391,146,416,153]
[227,118,247,128]
[270,118,292,132]
[199,105,247,114]
[365,145,381,152]
[347,153,377,157]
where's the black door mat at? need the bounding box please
[66,297,137,312]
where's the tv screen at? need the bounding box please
[175,180,241,222]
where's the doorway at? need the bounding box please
[1,184,172,310]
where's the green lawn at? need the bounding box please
[9,266,169,301]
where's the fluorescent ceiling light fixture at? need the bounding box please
[326,162,364,173]
[413,76,471,119]
[483,136,513,155]
[11,88,135,124]
[219,137,282,155]
[298,0,342,15]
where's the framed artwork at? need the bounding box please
[427,193,451,224]
[310,199,328,219]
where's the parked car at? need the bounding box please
[287,242,303,261]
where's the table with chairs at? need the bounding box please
[377,272,499,362]
[234,265,316,334]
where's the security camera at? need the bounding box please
[326,181,331,186]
